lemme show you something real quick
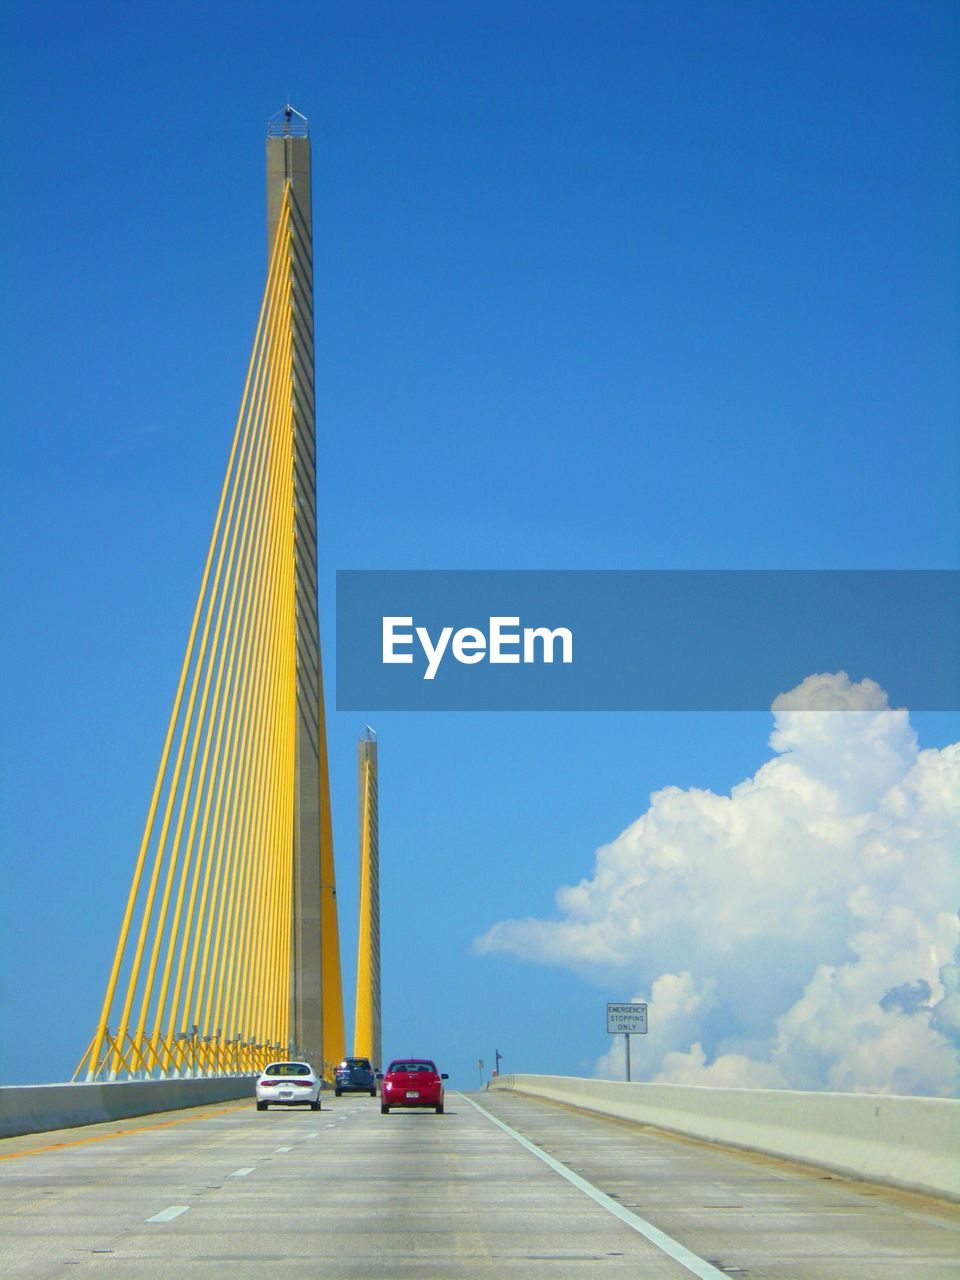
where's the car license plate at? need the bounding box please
[280,1090,293,1098]
[405,1090,419,1099]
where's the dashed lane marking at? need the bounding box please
[230,1167,255,1177]
[146,1205,190,1223]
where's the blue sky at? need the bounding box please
[0,2,957,1089]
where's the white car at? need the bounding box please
[256,1061,322,1111]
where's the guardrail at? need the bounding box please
[489,1074,960,1202]
[267,106,308,138]
[0,1076,255,1139]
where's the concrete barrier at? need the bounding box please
[489,1074,960,1202]
[0,1076,255,1139]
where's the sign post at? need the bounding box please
[606,1002,647,1082]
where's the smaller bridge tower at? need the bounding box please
[354,728,382,1068]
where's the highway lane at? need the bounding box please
[0,1090,957,1278]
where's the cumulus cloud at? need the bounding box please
[475,673,960,1095]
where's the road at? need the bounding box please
[1,1089,958,1278]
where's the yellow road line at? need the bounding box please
[0,1103,251,1163]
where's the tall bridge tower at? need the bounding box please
[75,107,345,1083]
[266,107,344,1070]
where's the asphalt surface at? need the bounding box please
[1,1089,958,1278]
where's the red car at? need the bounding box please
[380,1058,448,1114]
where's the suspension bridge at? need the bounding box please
[0,108,957,1280]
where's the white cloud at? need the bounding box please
[475,673,960,1095]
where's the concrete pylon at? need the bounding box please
[354,728,381,1069]
[266,106,344,1072]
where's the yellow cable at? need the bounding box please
[106,196,293,1078]
[132,215,286,1068]
[82,196,291,1082]
[257,365,296,1049]
[213,259,292,1046]
[160,202,293,1056]
[235,282,293,1045]
[192,200,291,1044]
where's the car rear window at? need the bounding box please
[264,1062,312,1076]
[389,1061,436,1074]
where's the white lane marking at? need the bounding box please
[146,1205,190,1223]
[304,1132,319,1139]
[462,1095,729,1280]
[275,1146,293,1153]
[230,1167,255,1177]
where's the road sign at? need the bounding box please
[607,1002,648,1034]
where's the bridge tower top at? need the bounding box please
[267,103,309,138]
[266,105,311,260]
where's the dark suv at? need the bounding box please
[335,1056,378,1096]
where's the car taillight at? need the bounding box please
[292,1079,314,1087]
[259,1080,278,1087]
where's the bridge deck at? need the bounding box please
[1,1090,957,1278]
